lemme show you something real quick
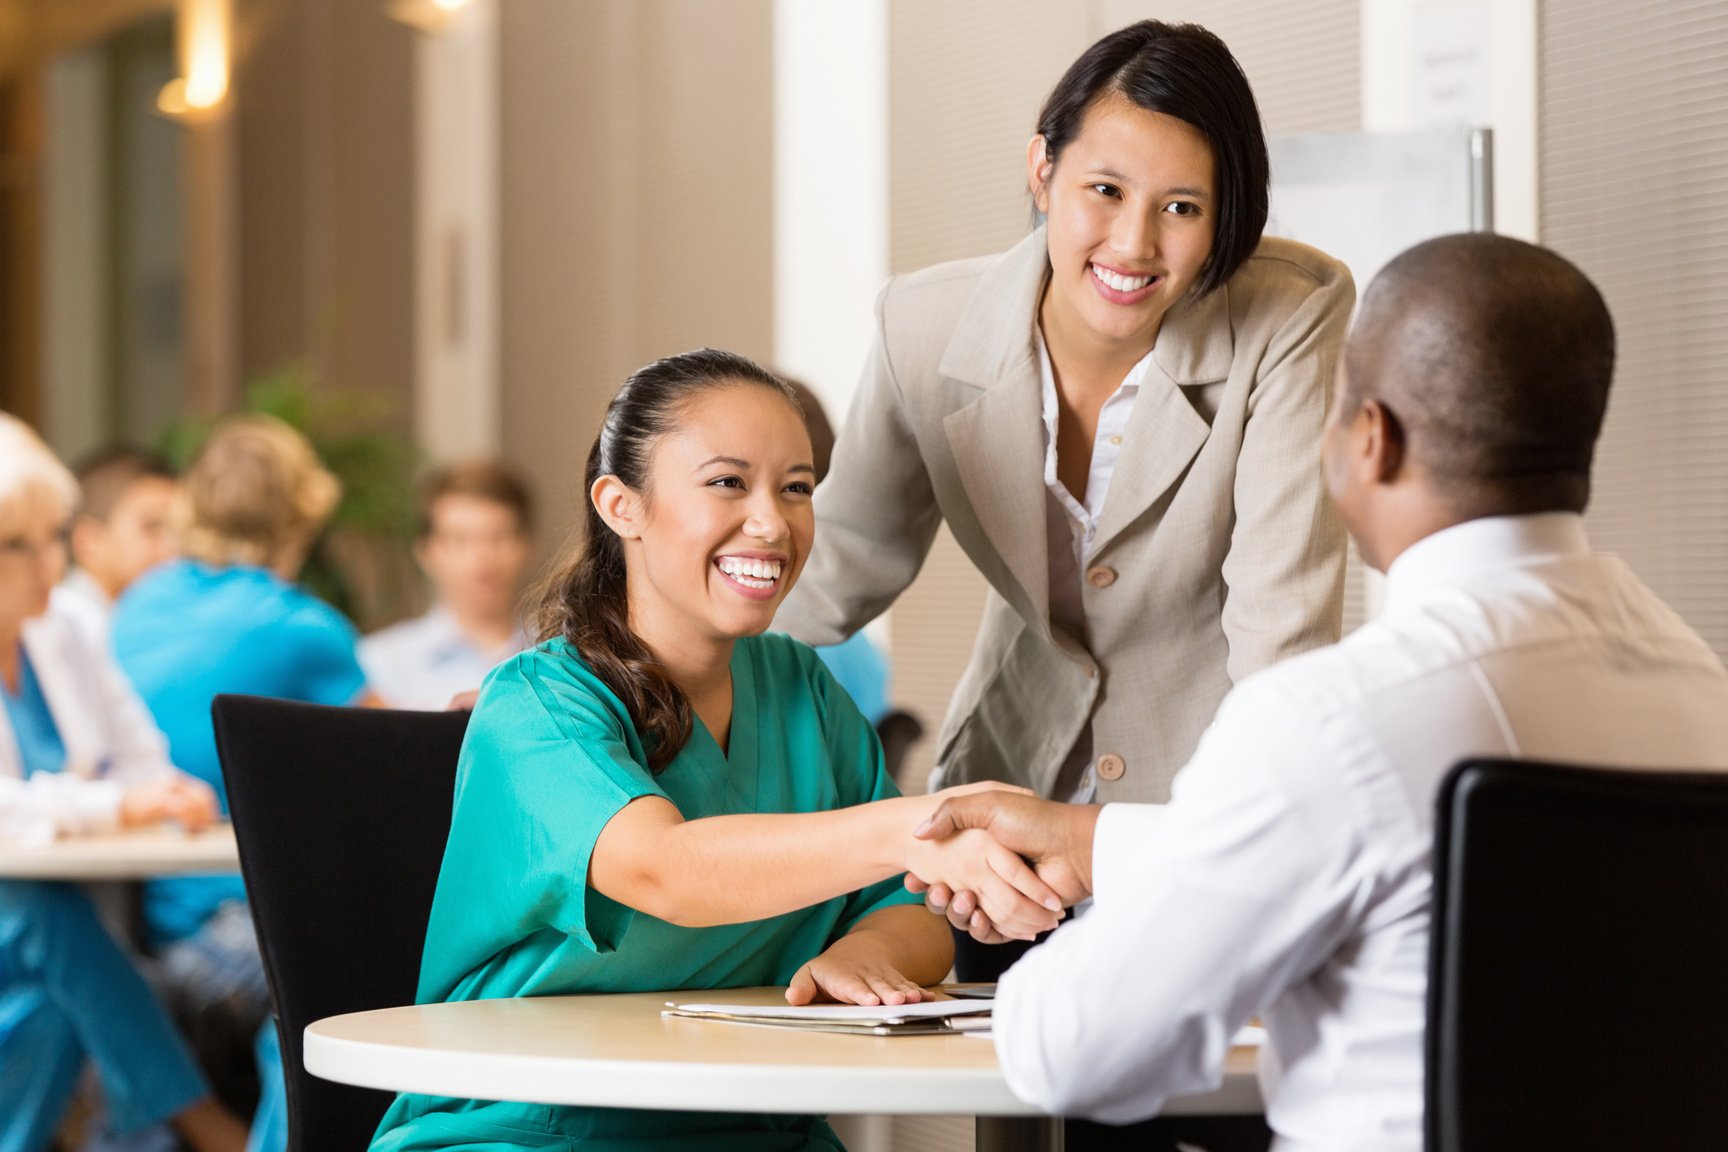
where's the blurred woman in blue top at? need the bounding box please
[112,414,376,1152]
[0,413,247,1152]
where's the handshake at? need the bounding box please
[899,783,1102,944]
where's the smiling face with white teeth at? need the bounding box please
[1031,91,1217,358]
[599,382,816,653]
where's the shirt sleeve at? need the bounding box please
[773,280,946,647]
[281,597,369,706]
[85,630,177,789]
[807,649,924,937]
[1219,266,1354,683]
[425,653,668,989]
[992,680,1371,1123]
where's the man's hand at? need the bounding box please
[904,793,1100,942]
[901,827,1064,941]
[120,774,219,831]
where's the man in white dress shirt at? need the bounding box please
[360,461,534,710]
[910,233,1728,1151]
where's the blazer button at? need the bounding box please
[1086,565,1118,589]
[1096,753,1126,781]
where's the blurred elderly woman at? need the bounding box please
[0,413,245,1152]
[112,414,375,1152]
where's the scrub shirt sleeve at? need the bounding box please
[807,652,924,936]
[280,597,369,706]
[431,652,669,966]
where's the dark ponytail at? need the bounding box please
[533,348,800,772]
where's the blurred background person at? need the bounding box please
[360,461,534,710]
[58,448,179,645]
[781,379,892,726]
[0,413,245,1152]
[111,414,377,1152]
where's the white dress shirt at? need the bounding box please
[359,607,529,711]
[993,514,1728,1151]
[1036,328,1152,803]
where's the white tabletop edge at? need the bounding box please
[303,1025,1046,1116]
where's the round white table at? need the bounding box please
[0,824,239,880]
[305,987,1262,1152]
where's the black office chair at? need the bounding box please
[1428,758,1728,1151]
[874,708,925,787]
[212,695,469,1152]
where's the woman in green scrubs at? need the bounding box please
[371,349,1060,1152]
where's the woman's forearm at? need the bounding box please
[591,794,930,927]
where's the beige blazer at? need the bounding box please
[777,227,1353,803]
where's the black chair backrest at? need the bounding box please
[213,694,468,1152]
[1428,758,1728,1151]
[875,708,925,785]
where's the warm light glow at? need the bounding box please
[180,0,230,108]
[389,0,471,35]
[158,0,229,120]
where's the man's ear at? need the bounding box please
[590,474,643,540]
[1361,398,1408,484]
[1026,134,1054,214]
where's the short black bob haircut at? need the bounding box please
[1034,20,1269,298]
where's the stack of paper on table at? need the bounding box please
[663,998,994,1036]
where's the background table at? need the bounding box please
[305,987,1261,1152]
[0,824,239,880]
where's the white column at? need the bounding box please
[773,0,893,654]
[414,0,501,460]
[771,0,889,425]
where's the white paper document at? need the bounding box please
[663,998,995,1036]
[668,999,992,1022]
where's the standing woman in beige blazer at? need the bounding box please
[779,12,1351,932]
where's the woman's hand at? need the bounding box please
[786,932,933,1007]
[903,826,1063,941]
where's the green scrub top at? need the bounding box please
[371,632,921,1152]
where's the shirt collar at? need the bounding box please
[1384,512,1591,615]
[1032,325,1155,440]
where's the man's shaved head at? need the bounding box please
[1342,233,1616,515]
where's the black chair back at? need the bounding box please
[1428,758,1728,1151]
[213,694,468,1152]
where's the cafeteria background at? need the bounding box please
[1,1,1724,1149]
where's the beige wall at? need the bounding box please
[235,0,415,417]
[498,0,775,557]
[1544,0,1728,659]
